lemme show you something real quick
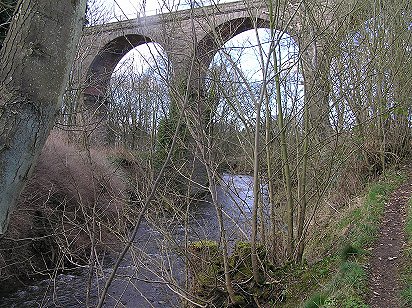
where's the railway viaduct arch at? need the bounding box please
[75,0,363,118]
[72,0,366,191]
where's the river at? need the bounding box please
[0,174,266,307]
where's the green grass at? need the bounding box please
[187,169,407,307]
[304,292,328,308]
[276,256,338,307]
[291,169,406,308]
[340,244,363,261]
[400,198,412,307]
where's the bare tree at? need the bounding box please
[0,0,87,234]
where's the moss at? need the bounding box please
[228,241,268,284]
[231,241,266,266]
[188,240,223,290]
[189,240,285,306]
[233,294,246,305]
[191,240,219,250]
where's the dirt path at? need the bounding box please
[368,172,412,308]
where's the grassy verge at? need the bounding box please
[283,169,406,307]
[187,170,407,307]
[400,198,412,307]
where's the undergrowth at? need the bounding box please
[0,133,127,294]
[294,168,406,307]
[188,169,407,307]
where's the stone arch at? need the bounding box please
[196,17,268,79]
[84,34,161,100]
[193,16,299,89]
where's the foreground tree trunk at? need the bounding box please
[0,0,87,234]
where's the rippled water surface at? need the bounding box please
[0,174,263,307]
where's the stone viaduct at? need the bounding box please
[79,0,304,98]
[74,0,363,115]
[72,0,365,191]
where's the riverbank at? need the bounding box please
[0,134,127,296]
[2,134,410,307]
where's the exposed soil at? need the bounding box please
[368,170,412,308]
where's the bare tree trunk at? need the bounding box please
[265,102,278,260]
[251,87,262,284]
[272,39,295,260]
[296,65,309,263]
[0,0,87,234]
[205,167,238,304]
[266,0,296,258]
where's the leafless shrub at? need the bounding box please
[0,132,127,292]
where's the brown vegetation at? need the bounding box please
[0,133,126,293]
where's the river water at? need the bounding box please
[0,174,265,308]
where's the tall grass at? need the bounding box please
[0,132,127,293]
[298,169,406,307]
